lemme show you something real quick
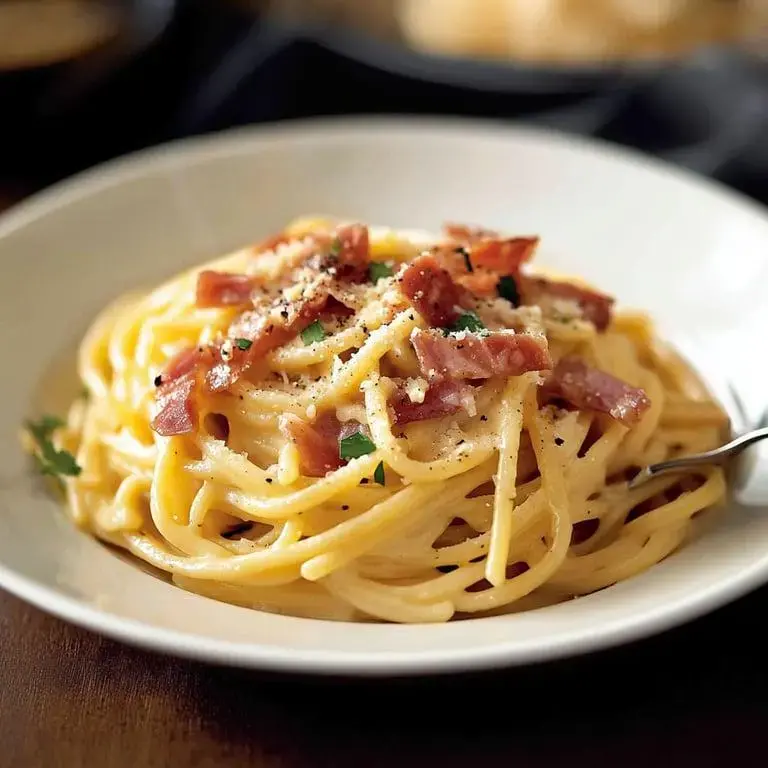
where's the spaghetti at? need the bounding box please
[24,217,729,623]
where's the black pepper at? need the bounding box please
[153,375,163,387]
[555,437,565,446]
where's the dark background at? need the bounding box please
[1,2,768,765]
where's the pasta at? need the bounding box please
[23,217,729,623]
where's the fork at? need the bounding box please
[629,409,768,505]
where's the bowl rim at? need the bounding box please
[1,115,768,676]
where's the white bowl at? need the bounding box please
[1,117,767,676]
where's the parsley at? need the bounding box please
[234,338,253,351]
[369,261,394,283]
[373,460,385,486]
[300,321,326,345]
[330,237,342,256]
[497,275,520,307]
[450,311,485,333]
[339,431,376,460]
[26,415,81,479]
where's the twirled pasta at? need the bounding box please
[26,218,728,623]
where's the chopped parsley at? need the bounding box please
[369,261,394,283]
[300,320,326,345]
[234,338,253,351]
[339,431,376,460]
[373,460,386,486]
[497,275,520,307]
[450,311,485,333]
[330,237,342,256]
[26,415,81,479]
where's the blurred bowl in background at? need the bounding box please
[244,0,767,94]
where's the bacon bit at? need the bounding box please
[280,412,345,477]
[210,288,334,392]
[400,254,468,327]
[196,271,255,308]
[411,329,551,381]
[389,380,477,425]
[444,223,499,242]
[279,412,367,477]
[150,346,215,436]
[163,345,203,381]
[331,223,370,282]
[151,375,197,436]
[444,223,539,275]
[519,276,614,331]
[541,357,651,427]
[471,237,539,274]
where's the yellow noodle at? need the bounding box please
[23,219,728,623]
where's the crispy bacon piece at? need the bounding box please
[444,223,499,242]
[519,276,614,331]
[399,254,467,327]
[280,412,345,477]
[196,271,255,308]
[151,346,214,437]
[389,380,477,425]
[279,412,366,477]
[470,237,539,274]
[331,223,370,282]
[541,357,651,427]
[209,286,335,392]
[444,223,539,275]
[411,329,551,381]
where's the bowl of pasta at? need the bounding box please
[1,117,767,675]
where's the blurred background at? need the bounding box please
[0,0,766,203]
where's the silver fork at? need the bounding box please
[629,409,768,495]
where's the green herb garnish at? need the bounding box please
[330,237,342,256]
[369,261,394,283]
[450,311,486,333]
[300,320,326,345]
[339,431,376,460]
[497,275,520,307]
[373,460,385,486]
[26,415,81,479]
[234,337,253,351]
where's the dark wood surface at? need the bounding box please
[2,189,768,768]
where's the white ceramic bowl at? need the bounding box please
[1,117,767,676]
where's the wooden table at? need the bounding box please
[2,190,767,767]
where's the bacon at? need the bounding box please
[151,346,214,437]
[209,287,335,392]
[399,254,467,327]
[541,357,651,427]
[444,223,539,275]
[280,412,345,477]
[412,329,551,381]
[331,223,370,282]
[279,412,367,477]
[444,223,499,242]
[389,380,477,425]
[196,271,255,308]
[470,237,539,274]
[519,276,614,331]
